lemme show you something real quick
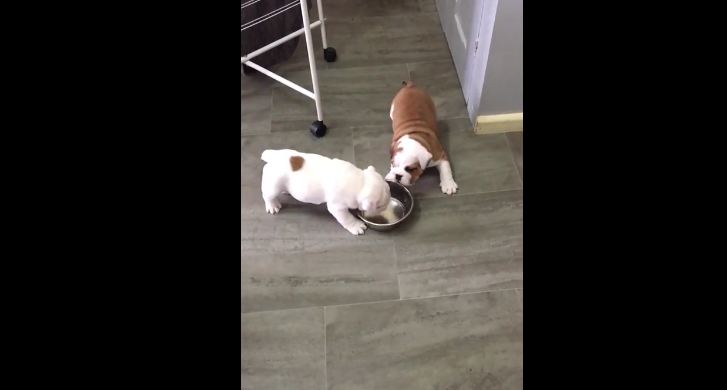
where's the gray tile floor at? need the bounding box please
[242,1,522,389]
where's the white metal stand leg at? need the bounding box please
[241,0,336,137]
[316,0,337,62]
[299,0,323,123]
[316,0,328,48]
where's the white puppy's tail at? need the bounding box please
[261,149,287,163]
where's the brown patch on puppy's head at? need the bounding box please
[390,141,403,161]
[390,147,403,162]
[290,156,305,171]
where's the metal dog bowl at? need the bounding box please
[356,181,414,231]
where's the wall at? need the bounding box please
[478,0,522,116]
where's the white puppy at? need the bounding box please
[260,149,391,235]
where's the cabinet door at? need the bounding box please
[437,0,498,120]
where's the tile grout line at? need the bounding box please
[515,288,523,310]
[241,116,479,139]
[268,54,453,84]
[503,133,523,186]
[393,242,402,300]
[322,11,442,25]
[404,58,457,69]
[333,286,523,309]
[267,80,274,134]
[323,306,327,390]
[243,286,523,315]
[414,186,524,201]
[350,126,356,166]
[270,59,457,89]
[241,187,522,237]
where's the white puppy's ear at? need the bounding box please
[366,165,377,173]
[418,150,433,171]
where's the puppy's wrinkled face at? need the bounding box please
[359,166,391,217]
[386,161,423,186]
[385,136,432,186]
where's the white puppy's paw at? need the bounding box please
[440,179,458,195]
[265,200,282,214]
[345,220,368,235]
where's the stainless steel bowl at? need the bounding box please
[356,181,414,231]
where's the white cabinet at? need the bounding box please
[436,0,521,123]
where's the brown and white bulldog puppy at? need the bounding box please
[385,81,458,195]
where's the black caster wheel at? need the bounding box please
[310,121,327,138]
[323,47,337,62]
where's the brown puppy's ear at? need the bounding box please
[406,164,424,182]
[421,158,431,170]
[417,151,433,172]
